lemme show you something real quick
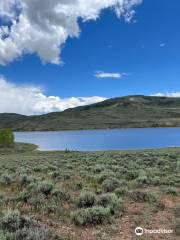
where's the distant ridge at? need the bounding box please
[1,95,180,131]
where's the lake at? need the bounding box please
[14,128,180,151]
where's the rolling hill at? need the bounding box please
[1,95,180,131]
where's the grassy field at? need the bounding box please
[0,144,179,239]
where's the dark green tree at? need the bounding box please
[0,129,14,146]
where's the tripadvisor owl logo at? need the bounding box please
[135,226,173,236]
[135,227,144,236]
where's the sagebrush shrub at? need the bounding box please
[77,191,96,208]
[115,187,128,196]
[28,193,45,209]
[37,181,54,196]
[93,165,105,173]
[71,206,111,226]
[137,175,149,185]
[17,191,31,203]
[52,188,70,201]
[102,178,120,192]
[0,192,6,204]
[0,230,6,240]
[0,210,28,232]
[125,170,139,180]
[161,186,178,196]
[95,171,116,184]
[98,193,124,216]
[19,174,33,186]
[0,174,13,186]
[129,191,156,203]
[0,210,58,240]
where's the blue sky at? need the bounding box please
[0,0,180,114]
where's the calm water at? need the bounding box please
[14,128,180,151]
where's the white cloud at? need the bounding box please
[0,0,20,20]
[95,71,128,79]
[0,77,107,115]
[151,92,180,98]
[160,43,166,47]
[0,0,143,65]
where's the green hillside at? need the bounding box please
[1,95,180,131]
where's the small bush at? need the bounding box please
[150,176,161,185]
[129,191,156,203]
[0,174,13,186]
[62,172,71,180]
[77,191,96,208]
[0,210,28,232]
[152,201,165,213]
[19,174,33,186]
[28,194,45,209]
[33,166,45,173]
[50,171,61,180]
[125,170,139,180]
[95,171,116,184]
[136,170,149,185]
[27,183,37,193]
[74,181,83,190]
[38,181,54,196]
[71,206,111,226]
[0,231,6,240]
[52,188,70,201]
[17,191,31,203]
[0,210,58,240]
[4,227,58,240]
[137,175,149,185]
[93,165,105,173]
[0,192,6,204]
[161,186,178,196]
[98,193,124,216]
[115,187,128,197]
[102,178,120,192]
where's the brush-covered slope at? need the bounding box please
[1,95,180,131]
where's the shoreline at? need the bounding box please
[13,126,180,133]
[5,142,180,154]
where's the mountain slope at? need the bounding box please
[1,95,180,131]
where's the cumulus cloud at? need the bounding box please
[0,77,107,115]
[0,0,20,20]
[0,0,142,65]
[152,92,180,98]
[95,71,128,79]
